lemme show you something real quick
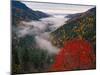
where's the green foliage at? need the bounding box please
[12,35,55,73]
[51,7,96,49]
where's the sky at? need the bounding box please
[22,1,95,14]
[19,0,96,5]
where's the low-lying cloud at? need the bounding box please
[15,16,69,54]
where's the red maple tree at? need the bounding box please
[49,38,96,71]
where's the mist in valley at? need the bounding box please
[15,14,69,54]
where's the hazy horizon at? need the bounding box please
[21,1,95,15]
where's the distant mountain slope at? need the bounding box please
[65,13,82,19]
[12,1,50,26]
[50,7,96,49]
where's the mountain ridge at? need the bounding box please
[50,7,96,48]
[12,1,50,26]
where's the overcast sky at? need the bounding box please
[21,1,95,14]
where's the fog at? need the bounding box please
[15,15,69,54]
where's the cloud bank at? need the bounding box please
[15,16,68,54]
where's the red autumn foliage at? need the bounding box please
[49,38,96,71]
